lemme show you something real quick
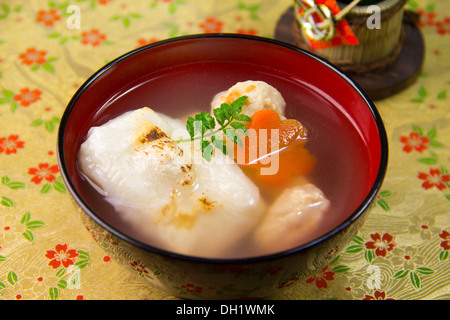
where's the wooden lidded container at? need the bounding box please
[295,0,408,73]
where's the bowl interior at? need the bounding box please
[58,34,387,260]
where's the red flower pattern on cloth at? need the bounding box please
[27,163,60,185]
[305,266,335,289]
[181,283,203,294]
[400,132,430,153]
[137,37,160,47]
[19,47,48,66]
[418,168,450,191]
[45,244,79,269]
[417,9,450,35]
[199,17,223,33]
[365,233,396,257]
[0,135,25,155]
[36,9,61,26]
[363,290,395,300]
[130,261,149,276]
[236,28,258,35]
[14,88,42,107]
[439,230,450,250]
[81,29,107,46]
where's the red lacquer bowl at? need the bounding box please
[57,34,388,299]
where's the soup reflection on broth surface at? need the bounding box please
[77,79,371,259]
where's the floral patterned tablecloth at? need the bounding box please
[0,0,448,300]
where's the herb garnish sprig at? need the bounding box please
[176,95,252,162]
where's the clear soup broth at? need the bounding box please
[75,61,372,257]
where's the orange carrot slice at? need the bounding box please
[236,109,315,186]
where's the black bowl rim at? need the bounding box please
[57,33,389,265]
